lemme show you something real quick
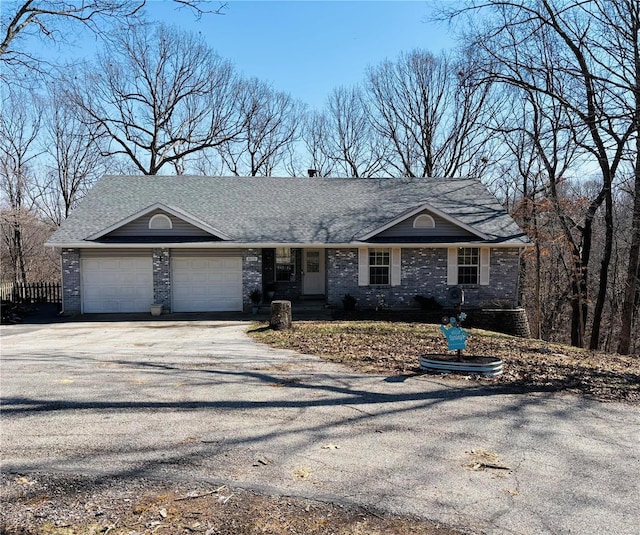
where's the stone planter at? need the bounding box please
[419,354,503,377]
[150,304,163,316]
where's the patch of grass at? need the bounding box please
[250,321,640,403]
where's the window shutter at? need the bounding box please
[480,247,490,285]
[358,247,369,286]
[447,248,458,286]
[391,247,401,286]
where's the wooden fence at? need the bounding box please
[0,282,62,304]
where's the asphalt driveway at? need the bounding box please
[1,320,639,534]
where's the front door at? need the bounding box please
[303,249,325,295]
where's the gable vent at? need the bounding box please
[149,213,173,230]
[413,214,435,229]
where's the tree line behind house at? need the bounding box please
[0,0,638,354]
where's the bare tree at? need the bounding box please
[600,0,640,355]
[217,78,305,176]
[1,0,226,78]
[0,87,41,284]
[0,208,59,283]
[498,80,590,345]
[365,49,494,178]
[447,0,638,352]
[299,111,335,178]
[32,86,106,225]
[64,23,242,175]
[315,86,388,178]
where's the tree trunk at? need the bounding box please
[618,39,640,354]
[270,300,292,330]
[12,217,27,285]
[618,148,640,354]
[590,181,614,350]
[570,296,584,348]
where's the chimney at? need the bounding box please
[307,169,318,178]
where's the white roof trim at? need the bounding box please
[357,202,490,241]
[85,203,232,241]
[45,241,530,249]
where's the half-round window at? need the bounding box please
[149,213,173,230]
[413,214,435,229]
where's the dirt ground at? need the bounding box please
[0,473,464,535]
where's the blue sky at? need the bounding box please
[152,1,455,108]
[132,1,454,109]
[14,1,456,109]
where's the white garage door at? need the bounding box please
[172,257,243,312]
[82,257,153,313]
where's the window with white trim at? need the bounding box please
[457,247,479,285]
[447,247,490,286]
[369,248,390,285]
[149,213,172,230]
[275,247,295,282]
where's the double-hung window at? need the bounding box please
[359,247,401,287]
[447,247,489,286]
[369,248,390,285]
[457,248,479,285]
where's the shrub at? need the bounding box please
[414,295,443,311]
[342,293,357,311]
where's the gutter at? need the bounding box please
[45,240,533,249]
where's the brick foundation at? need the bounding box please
[471,308,531,338]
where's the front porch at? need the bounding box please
[260,247,327,304]
[252,296,332,320]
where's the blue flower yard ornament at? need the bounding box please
[440,313,468,361]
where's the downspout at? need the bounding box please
[58,248,64,314]
[516,247,524,307]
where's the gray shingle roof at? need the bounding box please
[46,175,530,246]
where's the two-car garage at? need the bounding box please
[80,251,243,313]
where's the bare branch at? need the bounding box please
[63,23,241,175]
[1,0,227,79]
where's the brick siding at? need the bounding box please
[152,248,172,311]
[243,248,263,310]
[61,248,81,314]
[62,246,520,314]
[326,247,521,310]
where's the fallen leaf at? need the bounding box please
[218,494,234,505]
[250,321,640,403]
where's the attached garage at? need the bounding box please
[172,257,243,312]
[81,256,153,313]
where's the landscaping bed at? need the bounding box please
[250,321,640,403]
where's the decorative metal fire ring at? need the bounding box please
[419,354,503,377]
